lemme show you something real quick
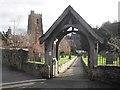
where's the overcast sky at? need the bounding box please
[0,0,119,34]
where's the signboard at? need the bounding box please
[49,51,52,56]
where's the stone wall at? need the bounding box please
[22,63,50,78]
[2,48,50,78]
[2,48,28,70]
[81,58,120,85]
[92,66,120,85]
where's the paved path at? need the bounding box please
[2,57,119,89]
[55,57,88,80]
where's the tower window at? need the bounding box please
[37,19,39,24]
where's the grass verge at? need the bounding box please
[82,54,120,66]
[59,55,76,65]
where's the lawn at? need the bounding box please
[97,54,106,65]
[82,55,88,65]
[27,55,76,65]
[27,60,45,64]
[82,54,120,66]
[59,55,76,66]
[27,58,45,64]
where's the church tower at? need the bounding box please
[27,10,44,61]
[27,10,43,44]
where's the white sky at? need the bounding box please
[0,0,119,34]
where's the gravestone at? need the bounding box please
[106,52,113,64]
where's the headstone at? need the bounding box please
[106,52,113,64]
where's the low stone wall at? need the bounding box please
[2,48,28,70]
[2,48,50,78]
[81,58,120,85]
[22,63,50,78]
[92,66,120,85]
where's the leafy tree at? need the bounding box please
[93,27,112,52]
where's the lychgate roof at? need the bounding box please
[40,5,103,43]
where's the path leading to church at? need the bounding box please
[55,57,88,80]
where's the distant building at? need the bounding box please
[27,10,44,60]
[6,26,12,39]
[27,10,43,44]
[1,10,44,61]
[59,35,76,54]
[1,27,14,47]
[59,36,71,54]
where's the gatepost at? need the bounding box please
[52,58,58,76]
